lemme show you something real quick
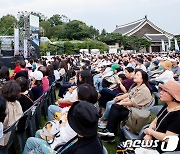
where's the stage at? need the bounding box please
[0,56,24,69]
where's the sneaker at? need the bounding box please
[100,135,115,142]
[98,121,107,129]
[98,128,115,137]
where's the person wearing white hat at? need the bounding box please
[30,71,43,101]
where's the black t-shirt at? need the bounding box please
[155,104,180,153]
[31,85,43,101]
[14,70,28,80]
[59,136,103,154]
[17,94,33,132]
[18,94,33,112]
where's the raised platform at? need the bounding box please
[0,56,24,69]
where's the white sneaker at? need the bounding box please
[98,129,115,137]
[98,121,107,129]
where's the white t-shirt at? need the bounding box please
[50,122,77,149]
[155,70,174,83]
[54,70,60,80]
[63,88,77,103]
[136,64,147,72]
[59,68,66,76]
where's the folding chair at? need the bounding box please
[0,120,19,154]
[16,106,33,153]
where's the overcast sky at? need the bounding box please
[0,0,180,34]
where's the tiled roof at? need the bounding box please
[144,34,169,42]
[113,16,173,38]
[114,21,142,35]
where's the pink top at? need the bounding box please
[42,77,50,92]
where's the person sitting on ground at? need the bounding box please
[0,80,23,146]
[143,80,180,153]
[98,69,153,142]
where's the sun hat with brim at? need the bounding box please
[159,80,180,102]
[111,64,120,71]
[30,71,43,80]
[68,101,100,137]
[160,61,172,70]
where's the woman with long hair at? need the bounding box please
[48,70,93,120]
[98,69,153,142]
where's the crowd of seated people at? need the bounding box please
[0,52,180,153]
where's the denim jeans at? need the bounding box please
[102,100,115,120]
[48,105,62,121]
[23,130,49,154]
[93,75,103,91]
[98,88,117,108]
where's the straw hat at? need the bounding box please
[160,60,172,70]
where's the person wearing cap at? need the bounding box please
[57,101,103,154]
[135,58,147,72]
[171,59,180,81]
[151,57,164,74]
[30,71,43,101]
[28,101,103,154]
[23,84,98,154]
[144,80,180,153]
[148,60,159,72]
[38,66,50,92]
[150,60,174,83]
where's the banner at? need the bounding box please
[14,28,19,56]
[168,38,171,52]
[174,38,179,52]
[24,39,28,58]
[29,14,40,58]
[161,39,165,52]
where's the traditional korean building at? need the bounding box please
[114,16,174,52]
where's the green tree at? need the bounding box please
[101,29,107,35]
[48,14,63,27]
[0,14,17,35]
[64,41,74,54]
[40,20,52,38]
[51,24,66,40]
[65,20,96,40]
